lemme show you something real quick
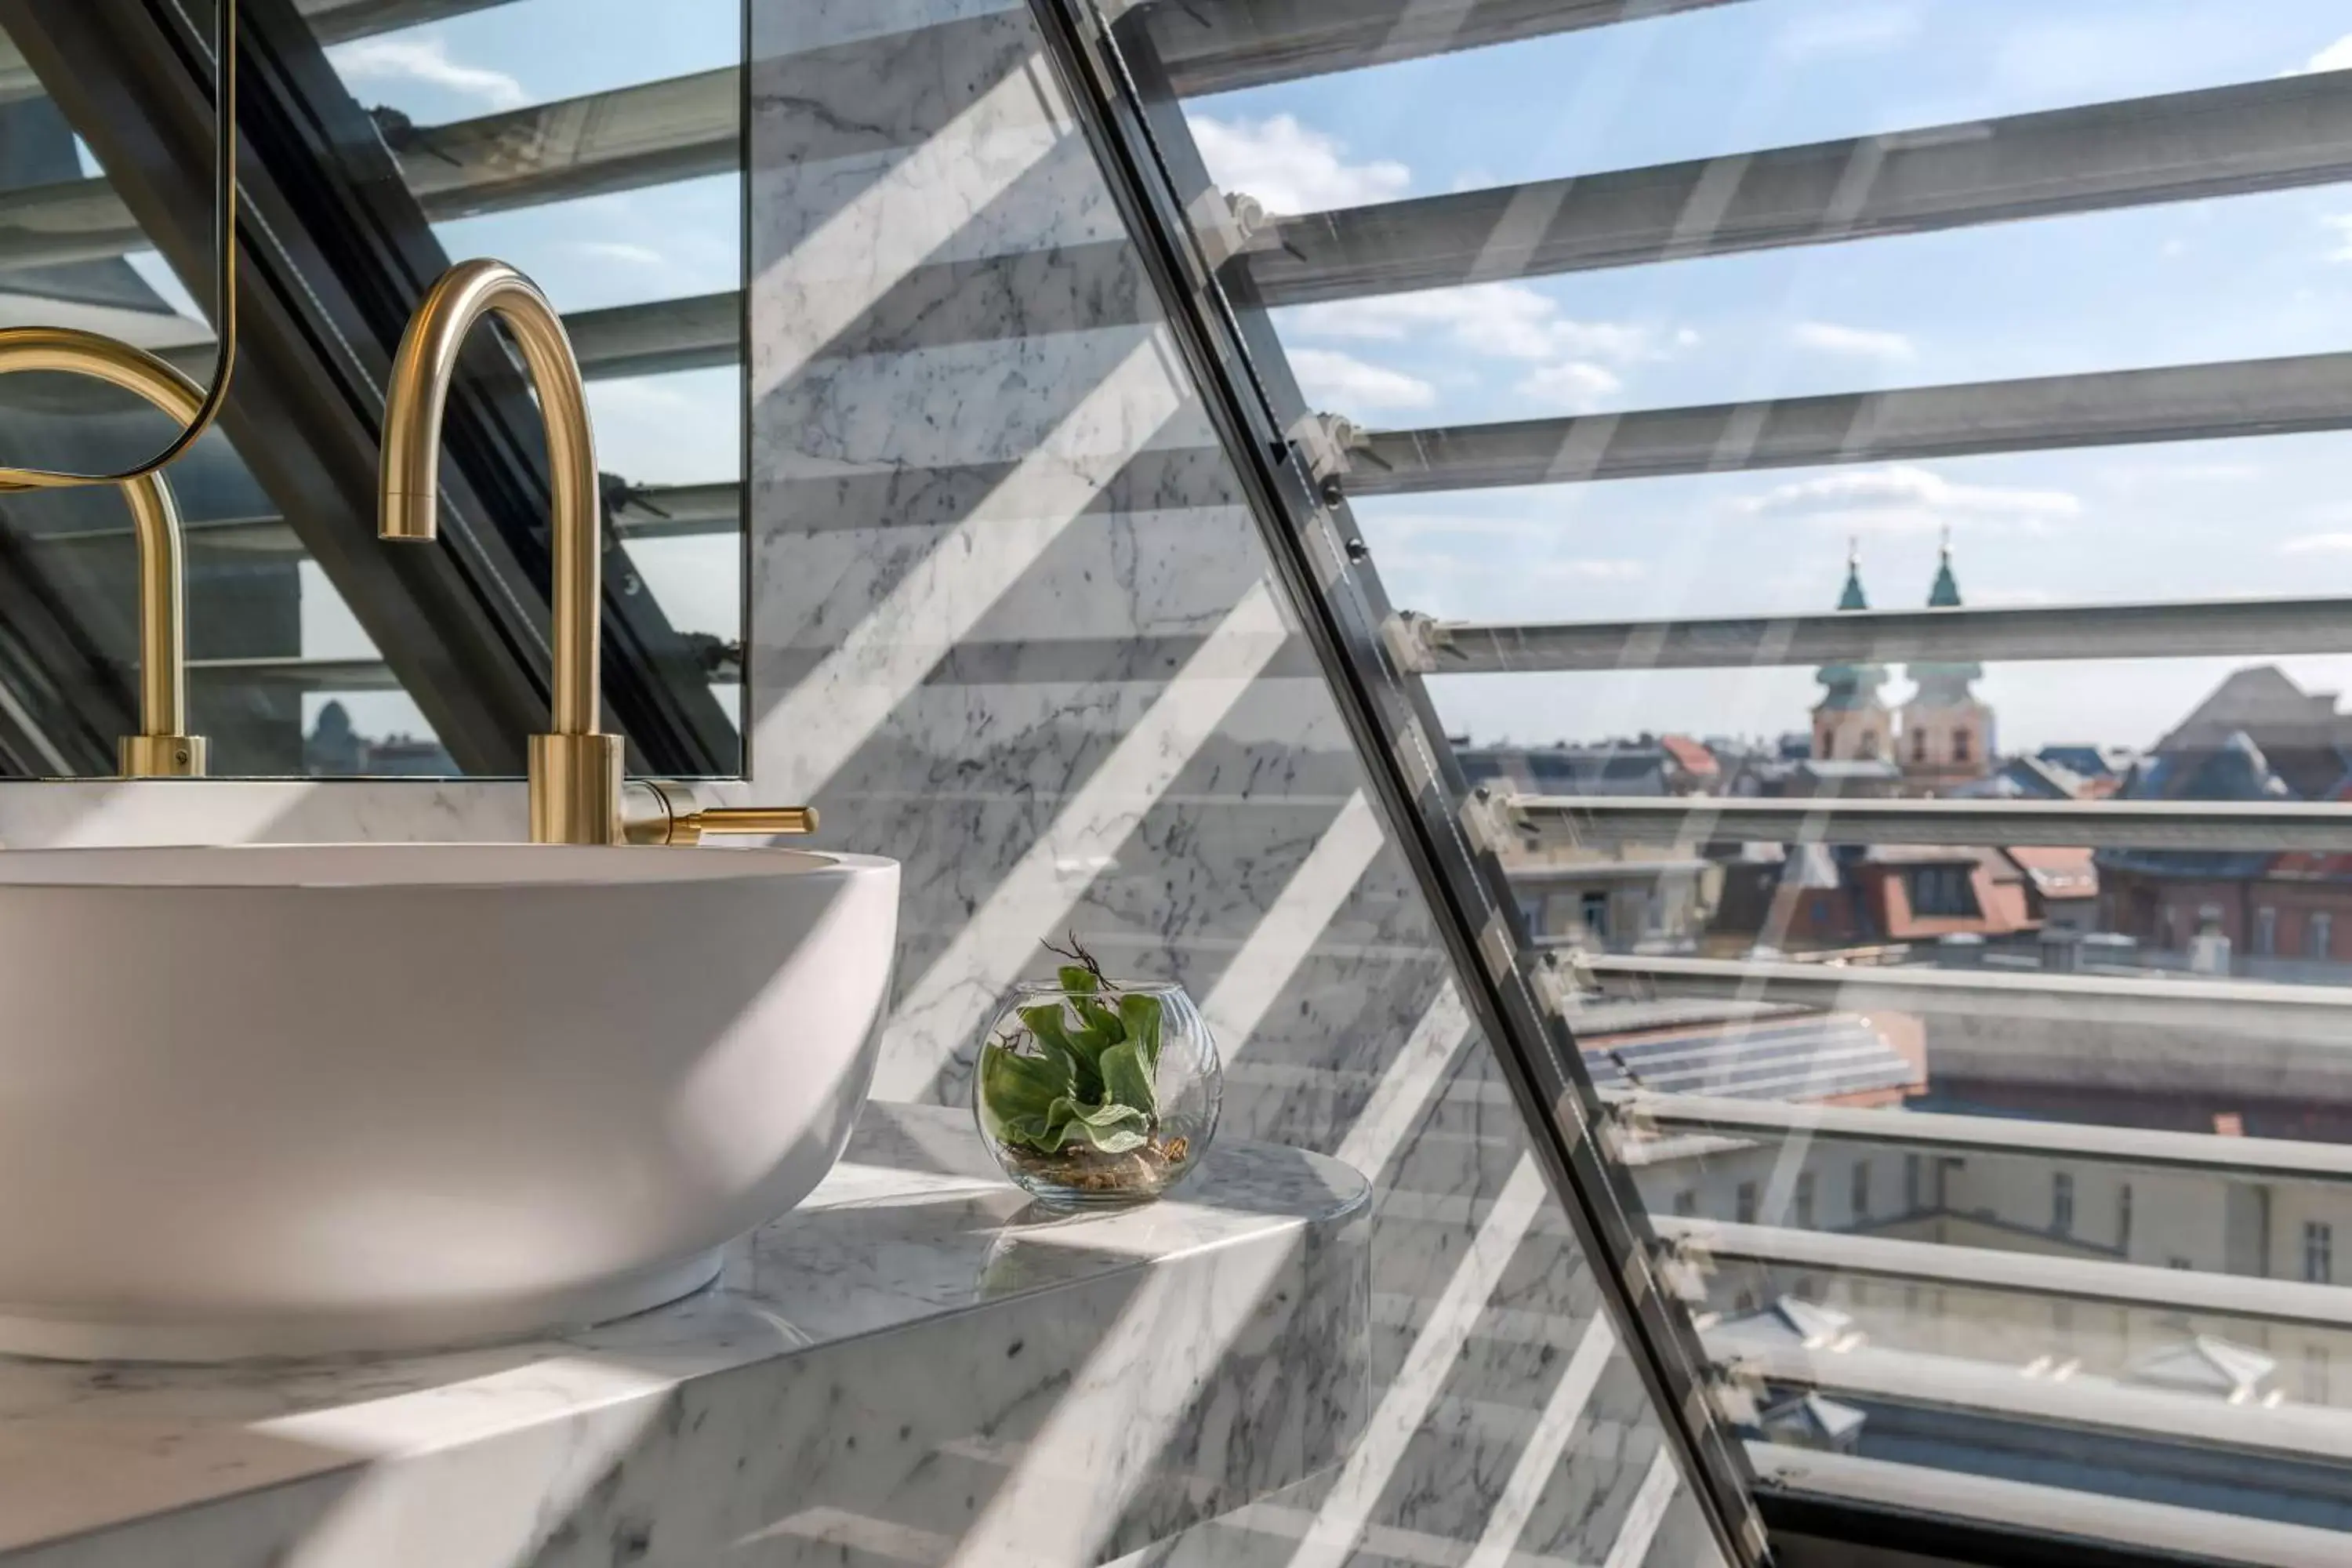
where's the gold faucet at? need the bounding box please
[380,258,815,846]
[380,259,621,843]
[0,329,207,778]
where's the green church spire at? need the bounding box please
[1911,528,1982,698]
[1816,539,1887,712]
[1927,527,1962,608]
[1838,536,1869,611]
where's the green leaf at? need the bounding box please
[996,1112,1055,1152]
[1118,993,1165,1076]
[1073,995,1127,1051]
[1057,964,1099,994]
[1083,1124,1150,1154]
[1040,1096,1150,1154]
[1019,1004,1101,1101]
[1099,1040,1158,1120]
[980,1039,1071,1132]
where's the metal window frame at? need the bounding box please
[0,0,744,777]
[1024,5,1771,1564]
[1134,0,1751,95]
[1237,67,2352,304]
[1754,1447,2343,1568]
[1611,1091,2352,1185]
[1394,593,2352,674]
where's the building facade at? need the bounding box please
[1899,539,1994,792]
[2099,667,2352,970]
[1811,548,1893,763]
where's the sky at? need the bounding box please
[1180,0,2352,753]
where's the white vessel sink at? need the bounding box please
[0,844,898,1361]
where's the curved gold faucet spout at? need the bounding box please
[380,259,617,843]
[0,328,206,778]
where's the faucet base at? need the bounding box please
[118,734,206,779]
[529,731,626,844]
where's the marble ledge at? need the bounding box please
[0,1104,1370,1568]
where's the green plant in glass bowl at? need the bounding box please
[973,936,1221,1207]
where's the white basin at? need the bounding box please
[0,844,898,1361]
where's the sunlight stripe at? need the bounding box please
[1461,1312,1621,1568]
[1601,1450,1682,1568]
[756,334,1188,804]
[752,56,1065,397]
[1333,980,1472,1179]
[873,582,1293,1100]
[1283,1153,1549,1568]
[942,1202,1301,1565]
[1207,790,1386,1055]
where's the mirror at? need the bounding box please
[0,0,748,779]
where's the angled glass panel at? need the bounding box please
[1084,0,2352,1560]
[738,2,1740,1564]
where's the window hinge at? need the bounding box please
[1381,609,1445,675]
[1287,411,1359,505]
[1597,1094,1653,1165]
[1186,187,1271,271]
[1653,1230,1715,1305]
[1533,948,1598,1020]
[1704,1359,1766,1427]
[1460,784,1515,857]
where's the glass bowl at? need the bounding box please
[971,978,1221,1208]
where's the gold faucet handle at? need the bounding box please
[667,806,818,845]
[622,781,817,845]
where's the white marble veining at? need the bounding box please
[0,1104,1369,1568]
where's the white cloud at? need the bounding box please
[1289,282,1665,365]
[1535,558,1645,582]
[576,240,667,267]
[2325,215,2352,262]
[1734,463,2082,533]
[1791,321,1916,362]
[1513,361,1621,409]
[2298,34,2352,73]
[1288,347,1436,412]
[1189,113,1409,213]
[328,35,528,109]
[2281,532,2352,555]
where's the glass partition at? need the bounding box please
[742,2,1738,1563]
[1060,0,2352,1561]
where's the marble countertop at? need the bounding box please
[0,1103,1370,1567]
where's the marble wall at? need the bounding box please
[746,4,1725,1566]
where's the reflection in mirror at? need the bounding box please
[0,0,746,779]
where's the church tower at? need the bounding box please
[1811,543,1891,762]
[1900,532,1994,789]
